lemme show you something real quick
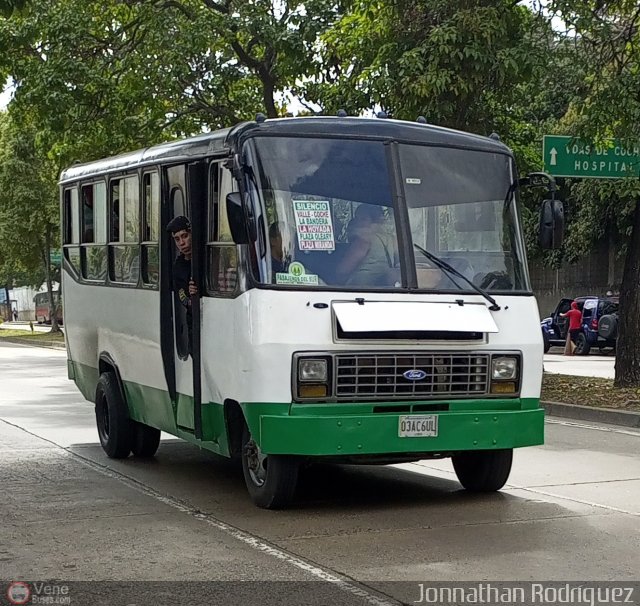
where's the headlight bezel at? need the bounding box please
[293,353,333,401]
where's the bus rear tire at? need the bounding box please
[241,425,299,509]
[452,448,513,492]
[131,422,161,458]
[95,372,133,459]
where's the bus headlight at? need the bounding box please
[490,355,519,394]
[299,359,328,382]
[295,357,331,400]
[491,357,518,380]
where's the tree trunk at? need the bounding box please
[262,74,278,119]
[42,229,61,334]
[614,197,640,387]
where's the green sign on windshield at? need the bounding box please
[543,135,640,178]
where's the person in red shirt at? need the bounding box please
[560,301,583,355]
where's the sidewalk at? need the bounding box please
[543,353,614,379]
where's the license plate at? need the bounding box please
[398,415,439,438]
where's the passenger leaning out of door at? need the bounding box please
[166,215,198,307]
[560,300,582,356]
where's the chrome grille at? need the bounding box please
[335,353,490,400]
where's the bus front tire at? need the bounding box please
[241,425,299,509]
[131,422,161,458]
[95,372,133,459]
[452,448,513,492]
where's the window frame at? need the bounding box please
[108,172,141,287]
[141,170,160,290]
[205,161,240,297]
[78,180,109,283]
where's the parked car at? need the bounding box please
[541,295,619,355]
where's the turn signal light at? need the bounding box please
[491,381,517,394]
[299,384,328,398]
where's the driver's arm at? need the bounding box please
[335,237,370,283]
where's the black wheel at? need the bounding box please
[95,372,133,459]
[131,422,161,458]
[542,330,551,353]
[452,449,513,492]
[575,332,591,355]
[241,424,299,509]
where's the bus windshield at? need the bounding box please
[249,136,529,292]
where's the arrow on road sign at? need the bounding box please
[550,147,557,166]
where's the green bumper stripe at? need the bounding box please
[259,408,544,455]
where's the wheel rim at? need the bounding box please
[244,438,267,487]
[97,395,110,443]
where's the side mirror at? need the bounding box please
[226,192,250,245]
[539,199,565,249]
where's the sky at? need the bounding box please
[0,79,14,110]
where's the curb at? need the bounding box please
[0,336,66,350]
[542,400,640,429]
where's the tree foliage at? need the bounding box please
[304,1,549,130]
[0,0,342,168]
[546,0,640,386]
[0,111,60,329]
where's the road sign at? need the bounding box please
[543,135,640,178]
[50,249,62,265]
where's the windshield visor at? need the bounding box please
[400,144,529,292]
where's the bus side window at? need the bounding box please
[206,164,238,295]
[82,185,94,243]
[63,187,81,275]
[80,182,108,281]
[109,175,140,285]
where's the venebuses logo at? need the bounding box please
[6,581,31,605]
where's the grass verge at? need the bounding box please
[542,372,640,411]
[0,328,65,344]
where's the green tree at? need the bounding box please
[0,111,61,331]
[546,0,640,386]
[0,0,27,18]
[1,0,342,170]
[304,0,549,130]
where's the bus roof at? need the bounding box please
[59,117,511,184]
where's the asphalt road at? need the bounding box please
[1,343,638,605]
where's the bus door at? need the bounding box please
[161,162,208,439]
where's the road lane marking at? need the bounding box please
[505,484,640,517]
[546,418,640,436]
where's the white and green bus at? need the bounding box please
[60,116,563,508]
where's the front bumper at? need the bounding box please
[246,403,544,456]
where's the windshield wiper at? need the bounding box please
[413,243,501,311]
